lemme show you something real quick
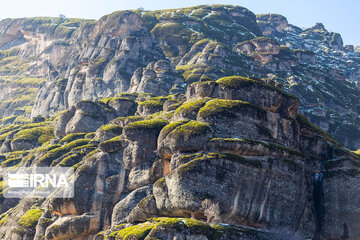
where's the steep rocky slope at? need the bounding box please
[0,5,359,149]
[0,76,359,240]
[0,17,93,118]
[256,14,360,150]
[0,4,360,240]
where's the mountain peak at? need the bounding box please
[311,22,326,31]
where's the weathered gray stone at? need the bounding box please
[111,185,152,226]
[153,153,307,231]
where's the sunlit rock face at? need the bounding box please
[0,4,360,240]
[255,14,360,151]
[0,5,359,150]
[1,75,359,240]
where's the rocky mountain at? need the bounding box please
[256,14,360,150]
[0,5,359,150]
[0,4,359,240]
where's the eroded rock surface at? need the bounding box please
[0,4,359,240]
[0,76,359,240]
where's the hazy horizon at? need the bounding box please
[0,0,359,46]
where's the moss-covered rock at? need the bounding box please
[154,152,306,230]
[45,214,100,240]
[95,124,123,141]
[1,157,22,167]
[174,98,210,120]
[64,101,116,135]
[107,97,137,117]
[110,116,144,127]
[195,98,300,147]
[99,136,124,153]
[207,137,303,158]
[59,133,87,144]
[123,119,168,142]
[188,76,299,119]
[11,125,54,151]
[158,120,212,159]
[37,139,90,166]
[84,132,96,139]
[198,98,265,119]
[137,99,164,116]
[101,217,277,240]
[18,209,43,228]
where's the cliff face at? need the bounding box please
[0,17,93,121]
[256,14,360,150]
[0,4,360,240]
[0,6,260,119]
[0,6,359,150]
[0,76,359,240]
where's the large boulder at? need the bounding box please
[129,60,184,96]
[45,214,100,240]
[108,97,137,117]
[187,76,300,119]
[111,185,152,226]
[54,106,76,137]
[122,119,168,169]
[158,121,212,160]
[64,101,116,135]
[257,14,289,37]
[153,152,307,232]
[49,151,126,219]
[196,99,299,148]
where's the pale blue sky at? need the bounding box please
[0,0,358,46]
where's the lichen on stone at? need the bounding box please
[18,209,43,228]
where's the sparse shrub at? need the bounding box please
[202,199,221,223]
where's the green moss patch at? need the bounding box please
[125,119,169,132]
[216,76,260,88]
[169,121,211,138]
[13,77,46,86]
[58,152,86,167]
[216,76,297,99]
[115,222,153,239]
[175,98,210,117]
[0,214,8,226]
[18,209,43,228]
[145,111,174,121]
[1,157,22,167]
[39,139,90,166]
[104,216,263,239]
[138,100,163,108]
[100,96,135,105]
[13,126,54,145]
[1,115,17,124]
[85,132,96,139]
[99,136,124,153]
[123,119,169,141]
[99,124,123,135]
[198,99,265,119]
[108,218,212,239]
[160,120,189,138]
[59,133,87,143]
